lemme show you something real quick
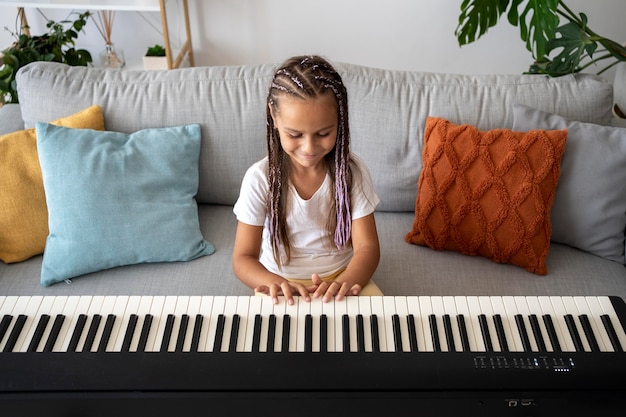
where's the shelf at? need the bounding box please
[5,0,194,69]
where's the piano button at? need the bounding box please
[27,314,50,352]
[137,314,153,352]
[251,314,262,353]
[228,314,241,353]
[601,314,623,352]
[43,314,65,352]
[392,314,402,352]
[342,314,350,353]
[304,314,313,353]
[175,314,190,352]
[457,315,471,352]
[429,314,441,352]
[190,314,204,352]
[370,314,380,352]
[67,314,88,352]
[120,314,139,352]
[493,315,509,352]
[213,314,226,353]
[478,314,493,352]
[578,314,600,352]
[514,314,532,352]
[542,315,561,352]
[83,314,102,352]
[281,315,291,353]
[529,314,547,352]
[267,314,277,352]
[407,314,419,352]
[97,314,116,353]
[159,314,176,353]
[564,314,584,352]
[320,314,328,353]
[443,314,455,352]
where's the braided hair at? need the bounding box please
[266,55,352,266]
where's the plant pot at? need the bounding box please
[143,56,168,70]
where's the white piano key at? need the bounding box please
[258,296,273,352]
[406,296,426,352]
[79,296,105,352]
[195,296,214,352]
[442,296,462,352]
[333,298,347,352]
[19,296,51,352]
[500,296,524,352]
[206,296,225,352]
[394,296,410,352]
[478,296,501,352]
[243,296,261,353]
[543,296,575,352]
[524,296,552,351]
[454,296,478,352]
[370,296,387,351]
[271,297,287,352]
[183,296,203,352]
[466,296,486,352]
[489,296,516,352]
[232,296,249,352]
[284,296,299,352]
[598,296,626,351]
[59,296,91,352]
[346,297,360,352]
[105,296,130,352]
[145,296,167,352]
[382,296,397,352]
[431,297,448,352]
[38,296,68,352]
[220,296,239,352]
[418,296,434,352]
[310,297,324,352]
[129,296,154,352]
[295,297,310,352]
[90,296,116,352]
[358,297,373,352]
[166,296,189,352]
[1,296,29,352]
[574,296,609,352]
[321,296,336,351]
[561,296,590,352]
[513,296,539,352]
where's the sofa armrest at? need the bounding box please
[0,104,24,135]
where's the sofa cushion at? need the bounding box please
[405,117,567,275]
[512,103,626,264]
[35,123,214,286]
[0,105,105,264]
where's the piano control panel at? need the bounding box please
[473,354,575,371]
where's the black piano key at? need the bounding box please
[304,314,313,353]
[529,314,547,352]
[43,314,65,352]
[370,315,380,352]
[0,315,13,345]
[67,314,88,352]
[83,314,102,352]
[578,314,600,352]
[97,314,116,353]
[565,314,584,352]
[137,314,153,352]
[251,314,262,353]
[3,314,26,352]
[429,314,441,352]
[120,314,139,352]
[190,314,203,352]
[281,315,291,353]
[443,314,455,352]
[478,314,493,352]
[392,314,402,352]
[356,314,365,353]
[493,314,509,352]
[320,314,328,353]
[160,314,176,353]
[457,315,471,352]
[27,314,50,352]
[601,314,623,352]
[515,314,532,352]
[542,315,561,352]
[175,314,190,352]
[407,314,419,352]
[267,314,277,352]
[213,314,226,352]
[342,314,350,353]
[228,314,241,353]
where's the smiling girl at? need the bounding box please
[232,55,382,304]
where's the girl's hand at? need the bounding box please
[254,280,318,305]
[311,274,361,302]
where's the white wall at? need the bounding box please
[1,0,624,81]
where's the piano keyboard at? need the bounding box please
[1,295,625,355]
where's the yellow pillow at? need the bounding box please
[0,105,105,263]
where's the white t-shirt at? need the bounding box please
[233,154,380,279]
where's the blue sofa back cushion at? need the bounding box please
[35,123,214,286]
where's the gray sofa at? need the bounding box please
[1,61,626,302]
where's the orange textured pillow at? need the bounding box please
[405,117,567,275]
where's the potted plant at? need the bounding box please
[143,44,168,70]
[455,0,626,77]
[0,11,92,103]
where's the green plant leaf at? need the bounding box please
[541,21,596,75]
[455,0,511,46]
[517,0,559,61]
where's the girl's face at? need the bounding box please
[271,93,338,171]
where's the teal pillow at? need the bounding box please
[36,123,214,286]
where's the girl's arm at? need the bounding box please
[232,221,313,304]
[313,213,380,302]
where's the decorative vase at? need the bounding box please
[99,43,125,69]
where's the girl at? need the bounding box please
[232,55,382,304]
